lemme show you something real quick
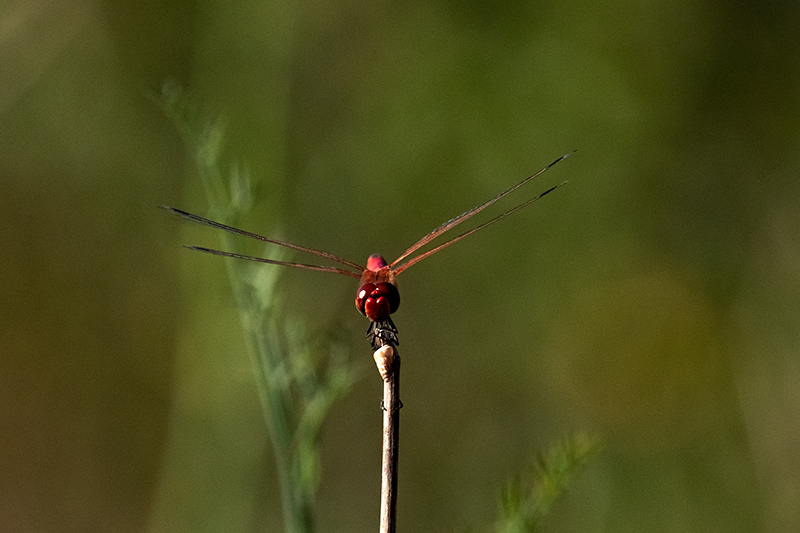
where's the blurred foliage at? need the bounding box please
[497,435,601,533]
[2,0,799,532]
[157,83,359,533]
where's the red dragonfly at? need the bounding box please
[162,153,571,348]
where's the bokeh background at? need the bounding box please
[2,1,799,531]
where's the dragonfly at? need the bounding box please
[162,152,572,350]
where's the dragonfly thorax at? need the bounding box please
[366,254,388,271]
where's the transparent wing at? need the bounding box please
[389,152,572,273]
[161,206,365,276]
[185,246,363,278]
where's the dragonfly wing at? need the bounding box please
[389,152,572,270]
[393,181,566,274]
[186,246,363,278]
[161,206,366,272]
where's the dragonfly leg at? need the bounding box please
[367,318,399,351]
[373,326,399,350]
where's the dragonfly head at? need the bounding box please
[357,257,399,322]
[356,281,400,322]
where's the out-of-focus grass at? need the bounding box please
[158,83,358,533]
[497,435,601,533]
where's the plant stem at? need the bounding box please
[379,350,401,533]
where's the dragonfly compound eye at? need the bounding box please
[356,282,400,321]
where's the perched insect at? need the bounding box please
[162,153,571,349]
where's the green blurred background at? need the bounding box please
[2,0,799,531]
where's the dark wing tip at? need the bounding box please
[159,205,186,216]
[548,151,576,167]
